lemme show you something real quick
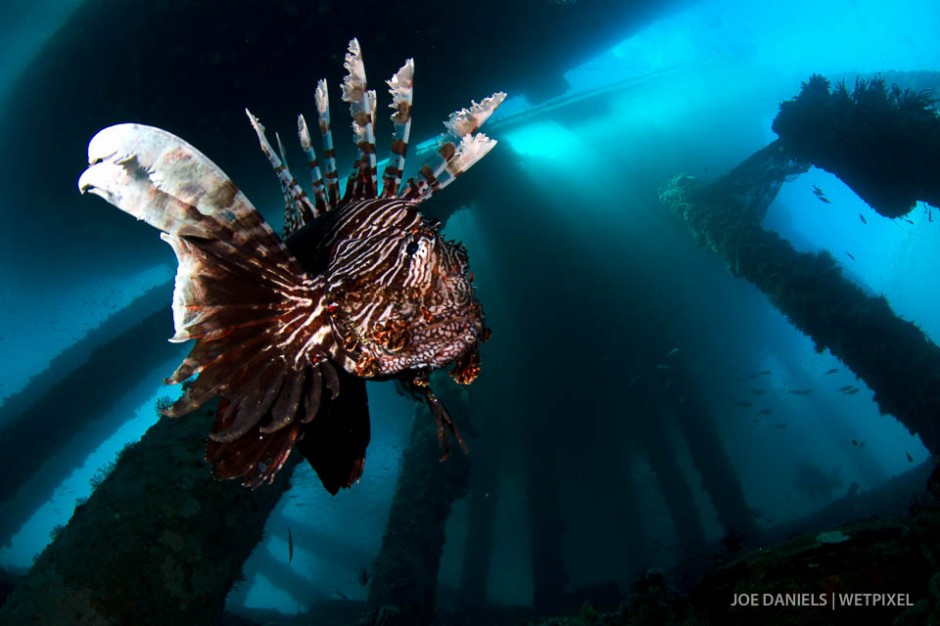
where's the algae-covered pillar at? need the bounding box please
[631,377,707,554]
[363,387,472,626]
[525,418,568,611]
[772,74,940,218]
[662,361,760,543]
[457,421,500,610]
[0,282,174,539]
[660,140,940,455]
[0,403,295,626]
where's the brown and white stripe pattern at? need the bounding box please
[381,58,414,198]
[251,39,504,224]
[80,124,341,487]
[79,38,504,491]
[315,79,341,208]
[340,39,378,201]
[245,110,316,237]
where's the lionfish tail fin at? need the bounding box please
[79,124,342,487]
[401,92,507,202]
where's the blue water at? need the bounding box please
[0,0,938,619]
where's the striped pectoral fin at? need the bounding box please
[205,360,342,488]
[206,403,302,488]
[79,123,286,258]
[77,122,355,487]
[206,358,369,493]
[159,233,344,487]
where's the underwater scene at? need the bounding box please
[0,0,939,624]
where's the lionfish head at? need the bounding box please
[330,213,486,385]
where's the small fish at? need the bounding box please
[846,252,856,260]
[837,385,854,392]
[817,195,832,204]
[845,387,860,395]
[654,364,672,372]
[824,368,839,375]
[751,389,766,396]
[666,347,680,358]
[772,423,787,429]
[288,526,294,566]
[662,379,675,391]
[859,213,867,224]
[812,184,825,196]
[335,591,350,601]
[906,452,914,463]
[734,400,753,408]
[759,369,772,376]
[903,218,914,225]
[358,567,369,587]
[757,408,772,416]
[79,39,505,493]
[789,388,813,395]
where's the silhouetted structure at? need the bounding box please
[363,389,472,626]
[525,422,569,611]
[458,420,501,610]
[773,74,940,217]
[0,281,173,526]
[661,141,940,456]
[632,377,708,554]
[665,360,760,543]
[0,402,295,626]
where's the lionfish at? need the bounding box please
[78,39,505,494]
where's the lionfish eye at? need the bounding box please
[405,240,419,256]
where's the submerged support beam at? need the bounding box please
[0,402,295,626]
[0,281,173,518]
[457,423,500,610]
[633,378,707,554]
[525,421,568,611]
[665,362,760,543]
[661,144,940,455]
[363,392,472,626]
